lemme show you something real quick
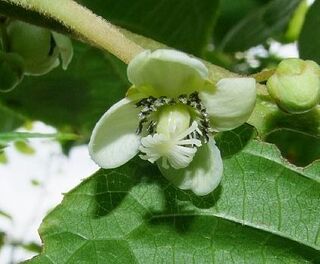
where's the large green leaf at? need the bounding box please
[27,139,320,263]
[218,0,301,52]
[298,0,320,63]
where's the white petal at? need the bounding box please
[127,49,208,98]
[158,139,223,196]
[89,98,141,169]
[199,78,256,131]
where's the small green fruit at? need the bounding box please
[0,51,24,92]
[6,20,73,76]
[267,58,320,114]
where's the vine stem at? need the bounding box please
[4,0,145,64]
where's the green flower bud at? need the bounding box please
[0,51,24,92]
[6,20,73,76]
[267,58,320,114]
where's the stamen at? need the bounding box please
[139,121,202,169]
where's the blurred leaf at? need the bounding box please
[10,241,42,253]
[31,179,41,186]
[0,151,8,163]
[0,232,4,249]
[78,0,219,56]
[219,0,301,52]
[22,242,42,254]
[0,131,78,146]
[298,0,320,63]
[0,103,24,133]
[28,139,320,263]
[0,210,11,220]
[213,0,268,46]
[14,140,35,155]
[0,51,24,92]
[284,0,308,42]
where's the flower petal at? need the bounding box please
[158,139,223,196]
[127,49,208,98]
[199,78,256,131]
[89,98,141,169]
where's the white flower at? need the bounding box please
[89,49,256,196]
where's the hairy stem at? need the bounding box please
[3,0,144,63]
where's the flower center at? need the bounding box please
[135,92,213,169]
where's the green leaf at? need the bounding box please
[22,242,42,254]
[0,152,8,163]
[9,241,42,254]
[298,0,320,63]
[213,0,268,47]
[0,51,24,92]
[216,124,256,158]
[0,103,24,133]
[27,140,320,263]
[219,0,301,52]
[0,210,11,220]
[0,231,4,249]
[77,0,219,56]
[14,140,35,155]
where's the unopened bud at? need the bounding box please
[267,58,320,114]
[6,20,73,76]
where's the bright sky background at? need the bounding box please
[0,122,98,263]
